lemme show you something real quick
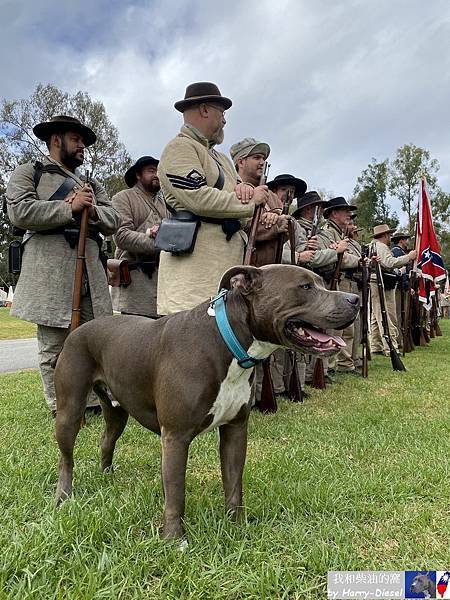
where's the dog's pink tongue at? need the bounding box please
[303,327,346,348]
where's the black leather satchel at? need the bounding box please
[155,212,200,255]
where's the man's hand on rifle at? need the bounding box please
[370,254,381,266]
[252,185,269,206]
[333,239,349,254]
[275,214,290,233]
[260,211,279,229]
[297,249,316,264]
[69,185,97,219]
[307,235,319,250]
[234,182,254,204]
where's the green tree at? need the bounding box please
[0,83,132,195]
[0,83,133,282]
[389,143,439,234]
[353,158,399,232]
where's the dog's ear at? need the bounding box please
[219,266,263,295]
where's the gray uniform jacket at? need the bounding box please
[6,157,120,328]
[111,184,168,317]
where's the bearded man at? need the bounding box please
[6,115,120,416]
[157,82,267,315]
[112,156,168,317]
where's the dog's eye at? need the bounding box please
[301,283,312,290]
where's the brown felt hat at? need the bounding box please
[174,82,232,113]
[372,224,396,238]
[33,115,97,146]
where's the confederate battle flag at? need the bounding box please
[415,177,446,308]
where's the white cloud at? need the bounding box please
[1,0,449,222]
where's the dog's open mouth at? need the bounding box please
[285,320,346,354]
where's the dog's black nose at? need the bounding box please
[345,293,360,307]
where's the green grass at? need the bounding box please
[0,323,449,599]
[0,307,36,340]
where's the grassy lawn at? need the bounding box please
[0,307,36,340]
[0,322,449,599]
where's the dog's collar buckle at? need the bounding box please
[209,289,261,369]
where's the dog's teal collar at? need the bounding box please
[209,289,261,369]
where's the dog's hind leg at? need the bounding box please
[54,352,93,505]
[93,383,129,471]
[219,414,249,521]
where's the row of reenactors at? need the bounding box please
[5,82,417,415]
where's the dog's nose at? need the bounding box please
[345,293,360,307]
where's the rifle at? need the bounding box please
[71,172,91,331]
[286,215,303,402]
[371,244,406,371]
[360,245,370,378]
[308,205,326,389]
[402,278,415,354]
[243,162,276,413]
[274,190,290,264]
[433,295,442,336]
[243,162,270,266]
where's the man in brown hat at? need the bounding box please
[230,139,290,267]
[391,230,412,347]
[157,83,268,315]
[111,156,168,317]
[5,115,121,416]
[370,224,416,354]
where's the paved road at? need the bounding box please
[0,338,38,374]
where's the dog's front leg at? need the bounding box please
[160,429,192,540]
[219,413,249,521]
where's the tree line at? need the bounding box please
[1,84,449,288]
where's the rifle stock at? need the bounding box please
[259,359,277,413]
[360,245,370,378]
[244,162,277,414]
[71,173,90,331]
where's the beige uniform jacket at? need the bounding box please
[157,125,255,314]
[322,220,360,271]
[370,240,411,281]
[111,183,168,316]
[6,157,120,328]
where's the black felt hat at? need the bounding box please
[391,230,411,242]
[292,191,324,219]
[267,174,307,199]
[174,82,232,112]
[33,115,97,147]
[124,156,159,188]
[323,197,357,218]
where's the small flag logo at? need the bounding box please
[437,572,450,598]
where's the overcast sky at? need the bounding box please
[1,0,449,224]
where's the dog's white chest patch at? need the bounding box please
[203,340,280,433]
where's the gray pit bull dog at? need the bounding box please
[54,264,359,540]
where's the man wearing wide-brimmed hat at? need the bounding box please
[391,230,412,347]
[230,140,290,267]
[6,115,121,416]
[111,156,168,317]
[157,83,268,315]
[369,224,416,355]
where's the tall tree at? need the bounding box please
[353,158,399,232]
[389,143,439,234]
[0,83,132,195]
[0,83,133,284]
